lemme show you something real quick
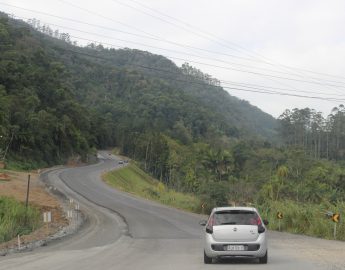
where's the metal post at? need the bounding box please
[17,235,21,250]
[278,219,281,232]
[334,223,337,240]
[25,174,31,208]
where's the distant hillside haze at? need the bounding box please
[77,43,278,141]
[0,13,277,165]
[2,14,345,235]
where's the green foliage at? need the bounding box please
[258,200,345,240]
[4,159,46,171]
[103,163,200,212]
[278,106,345,160]
[1,13,345,241]
[200,181,229,212]
[0,12,278,166]
[0,196,41,243]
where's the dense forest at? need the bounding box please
[1,13,345,223]
[0,13,276,164]
[279,107,345,160]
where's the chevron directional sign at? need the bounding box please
[277,212,283,219]
[332,213,340,223]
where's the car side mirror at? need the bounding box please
[263,219,269,226]
[199,220,207,226]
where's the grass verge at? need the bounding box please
[0,196,41,243]
[4,159,46,171]
[258,200,345,240]
[103,164,201,213]
[104,162,344,241]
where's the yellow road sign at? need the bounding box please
[277,212,283,219]
[332,213,340,223]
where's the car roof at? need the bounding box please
[212,206,257,213]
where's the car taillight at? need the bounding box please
[257,217,265,233]
[258,224,265,233]
[206,215,215,234]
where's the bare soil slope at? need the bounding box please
[0,170,67,249]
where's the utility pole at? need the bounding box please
[25,174,31,208]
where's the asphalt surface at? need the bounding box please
[0,152,344,270]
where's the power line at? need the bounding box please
[35,21,343,99]
[0,5,154,40]
[3,1,345,86]
[112,0,345,97]
[131,0,345,98]
[41,0,343,96]
[63,34,345,89]
[56,0,160,40]
[3,9,345,102]
[122,0,345,82]
[17,15,345,87]
[11,12,345,91]
[109,0,251,56]
[222,81,345,98]
[0,3,282,63]
[111,0,283,62]
[59,37,345,99]
[49,46,345,103]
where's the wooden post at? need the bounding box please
[278,219,281,232]
[25,174,31,208]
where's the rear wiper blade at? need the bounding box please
[221,222,236,225]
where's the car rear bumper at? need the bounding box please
[204,232,267,258]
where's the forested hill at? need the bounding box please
[2,14,345,237]
[0,13,277,165]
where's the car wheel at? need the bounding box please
[204,251,212,264]
[259,251,268,264]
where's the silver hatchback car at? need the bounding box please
[200,206,268,264]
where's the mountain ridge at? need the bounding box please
[0,13,277,165]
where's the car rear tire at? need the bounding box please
[259,251,268,264]
[204,251,212,264]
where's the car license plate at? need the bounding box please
[226,245,245,251]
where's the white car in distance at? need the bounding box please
[200,206,268,264]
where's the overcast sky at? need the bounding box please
[1,0,345,118]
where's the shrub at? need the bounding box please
[0,196,41,243]
[257,200,345,240]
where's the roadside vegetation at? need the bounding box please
[104,158,345,240]
[2,160,44,171]
[103,164,200,213]
[0,196,41,243]
[1,14,344,241]
[258,200,345,240]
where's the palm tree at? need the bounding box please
[275,165,288,200]
[202,149,233,181]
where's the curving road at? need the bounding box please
[0,152,344,270]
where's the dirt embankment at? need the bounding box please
[0,170,68,250]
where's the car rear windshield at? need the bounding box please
[213,210,261,225]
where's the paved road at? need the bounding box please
[1,152,344,270]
